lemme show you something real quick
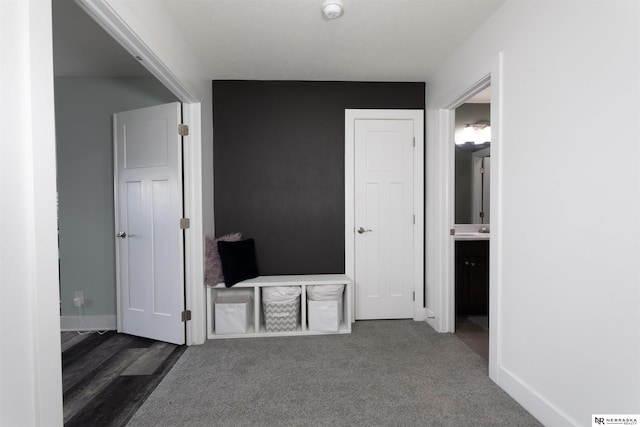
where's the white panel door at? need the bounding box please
[472,153,491,224]
[355,119,414,319]
[114,102,185,345]
[482,157,491,224]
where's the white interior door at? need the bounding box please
[354,119,415,319]
[472,150,491,224]
[482,157,491,224]
[114,102,185,345]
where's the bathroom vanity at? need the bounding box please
[453,236,489,316]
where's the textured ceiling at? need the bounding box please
[53,0,505,81]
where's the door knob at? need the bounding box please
[116,231,127,238]
[357,227,372,234]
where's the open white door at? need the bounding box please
[354,119,415,319]
[472,148,491,225]
[114,102,185,345]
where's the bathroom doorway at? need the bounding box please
[452,85,491,360]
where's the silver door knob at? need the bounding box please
[116,231,127,238]
[357,227,372,234]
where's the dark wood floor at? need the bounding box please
[62,331,186,427]
[455,315,489,360]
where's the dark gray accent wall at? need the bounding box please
[213,81,424,275]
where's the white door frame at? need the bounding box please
[442,77,491,336]
[77,0,205,345]
[345,109,425,322]
[432,54,503,381]
[3,1,63,422]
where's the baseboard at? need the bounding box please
[498,365,578,426]
[60,315,117,332]
[425,309,440,331]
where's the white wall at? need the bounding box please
[0,0,63,425]
[0,0,213,421]
[425,1,640,425]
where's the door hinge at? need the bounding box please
[450,228,456,235]
[179,218,190,229]
[480,167,485,174]
[413,214,415,225]
[412,291,415,301]
[413,137,416,147]
[178,124,189,136]
[479,212,485,218]
[181,310,192,322]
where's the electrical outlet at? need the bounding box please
[73,291,84,307]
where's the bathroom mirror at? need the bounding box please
[454,102,490,224]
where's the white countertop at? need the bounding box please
[451,225,490,240]
[452,232,490,241]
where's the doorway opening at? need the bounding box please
[450,83,491,360]
[53,0,203,422]
[53,0,181,334]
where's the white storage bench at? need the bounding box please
[206,274,352,339]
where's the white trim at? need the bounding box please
[113,116,122,333]
[1,1,63,423]
[436,107,456,334]
[492,53,505,383]
[498,366,576,426]
[74,0,196,103]
[60,315,117,332]
[345,109,425,322]
[76,0,205,345]
[182,103,206,345]
[443,75,492,110]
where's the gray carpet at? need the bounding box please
[127,320,540,426]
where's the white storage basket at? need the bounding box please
[307,284,344,326]
[308,299,340,332]
[215,296,252,334]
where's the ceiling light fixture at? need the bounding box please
[322,0,344,19]
[457,121,491,145]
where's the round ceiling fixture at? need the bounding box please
[322,0,344,19]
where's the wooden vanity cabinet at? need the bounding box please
[455,240,489,315]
